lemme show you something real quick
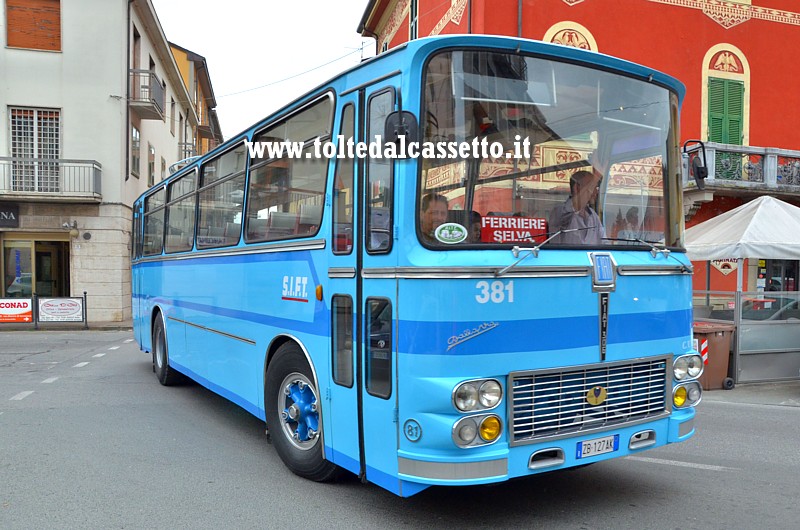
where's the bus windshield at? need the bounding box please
[419,49,680,248]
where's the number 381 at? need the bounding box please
[475,280,514,304]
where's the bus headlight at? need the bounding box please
[674,354,704,381]
[479,380,503,408]
[453,379,503,412]
[454,383,479,411]
[673,381,702,408]
[453,415,503,447]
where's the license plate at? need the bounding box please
[576,434,619,459]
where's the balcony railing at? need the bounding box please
[178,141,196,160]
[682,142,800,216]
[0,157,102,201]
[129,69,166,120]
[683,142,800,191]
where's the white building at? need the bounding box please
[0,0,221,323]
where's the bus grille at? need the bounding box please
[509,356,670,445]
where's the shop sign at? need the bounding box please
[38,298,84,322]
[0,203,20,228]
[0,298,33,323]
[711,258,738,276]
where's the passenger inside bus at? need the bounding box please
[467,210,482,243]
[547,169,606,245]
[420,192,449,243]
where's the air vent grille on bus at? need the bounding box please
[509,355,670,446]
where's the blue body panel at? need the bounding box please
[132,34,695,497]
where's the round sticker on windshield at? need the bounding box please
[435,223,468,244]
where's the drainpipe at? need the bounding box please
[125,0,133,182]
[518,0,522,37]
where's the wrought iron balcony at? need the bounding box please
[129,69,166,120]
[682,141,800,216]
[0,157,102,202]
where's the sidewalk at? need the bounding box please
[0,319,133,332]
[702,380,800,408]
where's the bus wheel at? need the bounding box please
[152,314,182,386]
[265,342,340,482]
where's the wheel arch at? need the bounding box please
[148,305,165,359]
[264,334,322,399]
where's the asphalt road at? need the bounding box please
[1,330,799,529]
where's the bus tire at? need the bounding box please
[152,314,182,386]
[265,342,340,482]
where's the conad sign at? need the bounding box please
[0,299,33,323]
[38,298,84,322]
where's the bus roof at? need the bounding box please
[138,34,685,202]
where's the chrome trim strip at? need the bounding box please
[617,265,693,276]
[398,456,507,480]
[362,266,590,279]
[134,239,326,264]
[328,267,357,279]
[168,316,256,345]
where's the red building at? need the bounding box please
[359,0,800,294]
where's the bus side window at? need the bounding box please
[164,170,197,254]
[245,96,331,244]
[142,187,166,256]
[197,145,246,249]
[333,104,355,254]
[365,298,392,399]
[332,295,354,387]
[366,90,394,253]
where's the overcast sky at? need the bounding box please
[151,0,375,139]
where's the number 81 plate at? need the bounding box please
[576,434,620,459]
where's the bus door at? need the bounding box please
[326,80,402,492]
[132,201,144,346]
[326,93,361,475]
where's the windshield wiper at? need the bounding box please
[601,236,671,258]
[602,237,692,272]
[495,226,594,276]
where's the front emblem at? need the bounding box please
[586,385,607,406]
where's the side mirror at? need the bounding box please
[384,111,419,147]
[683,139,708,190]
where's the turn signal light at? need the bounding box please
[479,416,502,442]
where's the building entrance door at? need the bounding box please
[35,242,69,297]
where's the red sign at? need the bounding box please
[480,216,548,244]
[0,298,33,323]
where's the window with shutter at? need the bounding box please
[707,77,744,145]
[5,0,61,51]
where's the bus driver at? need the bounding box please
[548,169,606,245]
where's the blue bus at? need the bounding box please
[131,34,703,497]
